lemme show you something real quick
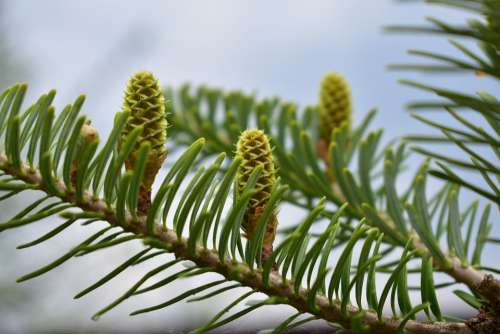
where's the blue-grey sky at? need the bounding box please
[1,1,499,333]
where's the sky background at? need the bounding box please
[0,1,499,333]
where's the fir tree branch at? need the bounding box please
[166,83,500,309]
[0,153,481,334]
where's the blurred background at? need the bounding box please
[0,0,498,333]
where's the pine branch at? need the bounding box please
[0,153,479,334]
[2,1,499,326]
[1,72,499,332]
[165,82,500,306]
[159,1,500,311]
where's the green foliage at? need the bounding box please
[0,1,498,334]
[0,79,458,332]
[387,0,500,204]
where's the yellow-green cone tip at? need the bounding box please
[236,129,278,257]
[121,71,167,190]
[319,72,352,141]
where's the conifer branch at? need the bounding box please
[1,1,499,332]
[0,153,480,334]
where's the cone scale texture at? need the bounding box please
[319,72,352,141]
[121,71,167,213]
[236,129,277,260]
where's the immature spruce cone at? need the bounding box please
[121,71,167,213]
[71,122,99,187]
[236,129,277,262]
[319,72,352,141]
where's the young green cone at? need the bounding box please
[319,72,352,141]
[317,72,352,172]
[120,71,167,214]
[236,128,278,262]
